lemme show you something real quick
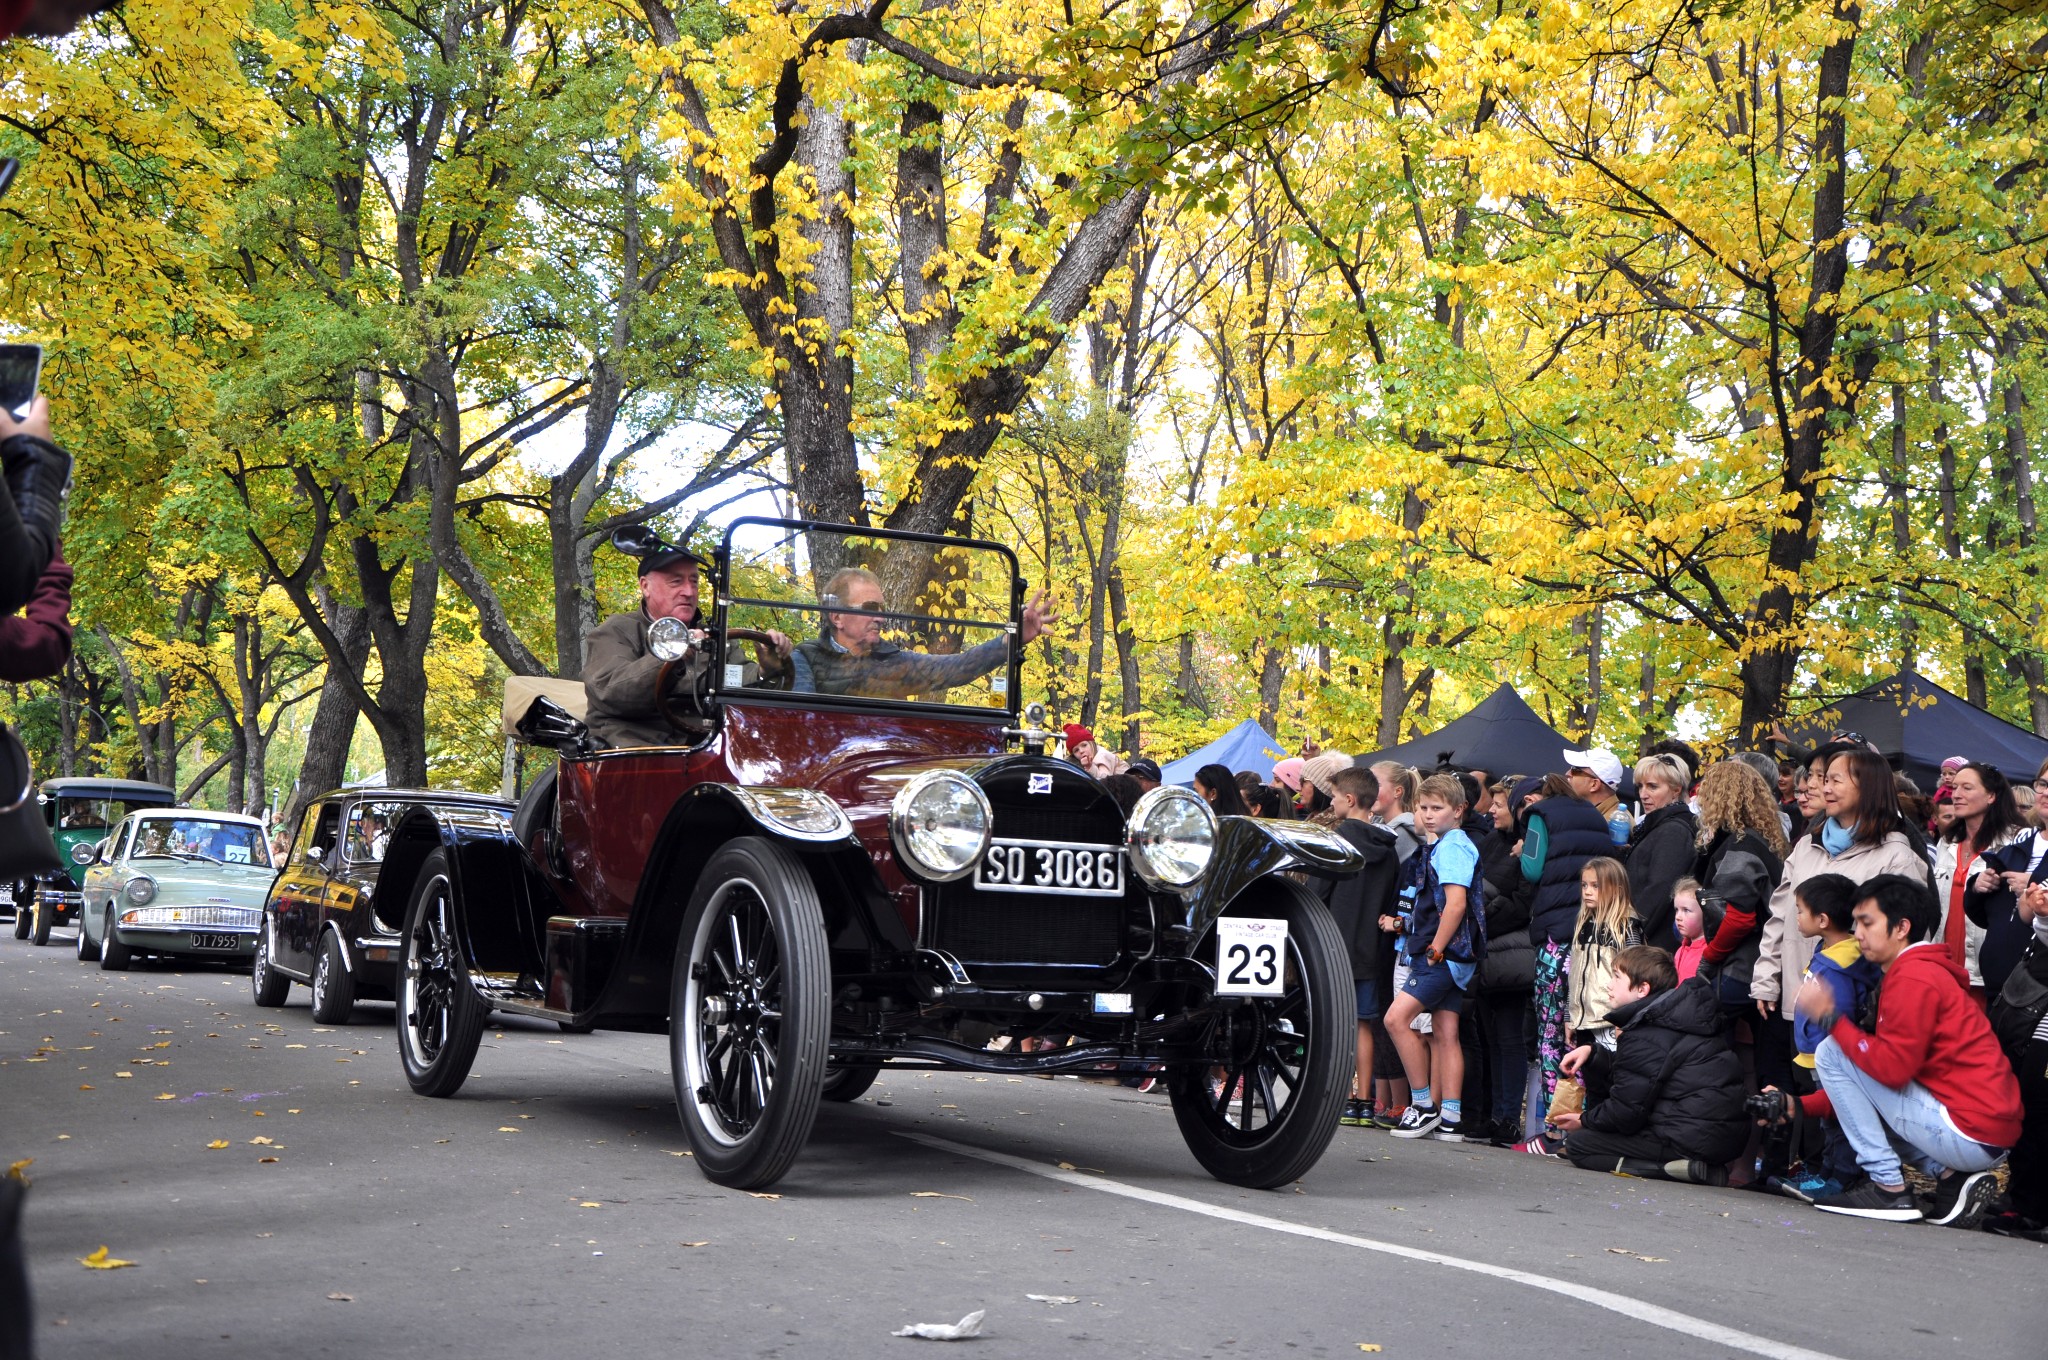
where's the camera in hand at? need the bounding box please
[1744,1088,1789,1124]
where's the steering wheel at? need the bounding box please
[656,657,713,735]
[726,628,793,692]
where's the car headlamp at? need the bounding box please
[125,875,157,905]
[647,615,701,662]
[1125,785,1216,889]
[889,770,992,882]
[69,839,95,865]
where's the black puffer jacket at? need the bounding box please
[1581,978,1748,1164]
[1318,819,1401,981]
[1625,803,1698,950]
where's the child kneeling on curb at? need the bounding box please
[1555,945,1749,1183]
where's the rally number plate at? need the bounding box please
[1214,917,1289,996]
[979,839,1124,897]
[189,933,241,951]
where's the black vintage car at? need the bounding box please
[369,519,1365,1192]
[252,788,512,1023]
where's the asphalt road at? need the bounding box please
[3,926,2042,1360]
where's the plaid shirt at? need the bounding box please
[791,633,1009,702]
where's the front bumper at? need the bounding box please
[108,924,259,957]
[37,888,82,924]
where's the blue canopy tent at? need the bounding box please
[1352,685,1579,779]
[1160,719,1289,787]
[1778,669,2048,791]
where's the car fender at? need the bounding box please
[377,802,535,976]
[594,783,906,1025]
[1178,815,1363,943]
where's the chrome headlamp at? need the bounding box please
[1125,785,1216,889]
[646,615,701,662]
[889,770,993,882]
[69,839,96,865]
[124,875,157,906]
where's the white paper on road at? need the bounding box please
[1024,1294,1078,1304]
[892,1309,985,1340]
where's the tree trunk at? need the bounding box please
[284,596,371,833]
[1888,327,1916,669]
[1257,644,1286,735]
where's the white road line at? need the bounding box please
[897,1131,1847,1360]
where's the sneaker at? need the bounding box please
[1487,1118,1522,1148]
[1664,1159,1732,1187]
[1339,1098,1370,1127]
[1771,1171,1842,1204]
[1815,1179,1922,1222]
[1512,1133,1563,1158]
[1389,1105,1442,1139]
[1372,1106,1406,1131]
[1925,1170,2000,1229]
[1430,1120,1465,1143]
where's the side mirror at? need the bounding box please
[302,846,327,869]
[608,524,662,557]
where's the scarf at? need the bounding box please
[1821,816,1856,857]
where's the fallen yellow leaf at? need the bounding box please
[80,1247,136,1270]
[249,1136,274,1146]
[578,1202,603,1209]
[747,1192,781,1200]
[497,1126,520,1133]
[327,1292,353,1301]
[115,1071,132,1079]
[155,1094,176,1101]
[1358,1347,1383,1354]
[5,1159,30,1182]
[910,1192,973,1202]
[258,1157,279,1164]
[206,1141,229,1150]
[679,1241,710,1248]
[78,1085,93,1091]
[1056,1161,1077,1171]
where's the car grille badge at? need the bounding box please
[1027,773,1053,795]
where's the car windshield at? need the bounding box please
[721,520,1018,713]
[131,817,272,867]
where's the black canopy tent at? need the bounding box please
[1778,669,2048,790]
[1352,685,1581,780]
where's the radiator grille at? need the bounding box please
[927,762,1129,966]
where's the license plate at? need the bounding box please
[189,933,241,951]
[978,839,1124,897]
[1215,917,1288,996]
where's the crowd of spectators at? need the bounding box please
[1067,725,2048,1237]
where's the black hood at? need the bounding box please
[1630,801,1696,846]
[1334,818,1397,865]
[1606,976,1723,1036]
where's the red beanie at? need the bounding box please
[1062,724,1095,749]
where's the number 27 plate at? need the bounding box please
[1215,918,1289,996]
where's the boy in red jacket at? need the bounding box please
[1787,873,2023,1227]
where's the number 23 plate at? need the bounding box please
[1214,917,1288,996]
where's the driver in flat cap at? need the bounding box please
[582,537,792,748]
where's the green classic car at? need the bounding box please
[76,810,277,968]
[13,777,177,945]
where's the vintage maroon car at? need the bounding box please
[375,519,1363,1190]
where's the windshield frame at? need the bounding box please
[127,813,273,868]
[712,517,1023,721]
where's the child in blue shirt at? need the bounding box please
[1385,773,1486,1142]
[1782,872,1883,1200]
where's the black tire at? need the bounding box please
[1167,880,1353,1189]
[74,912,100,962]
[251,920,291,1007]
[557,1019,596,1034]
[99,909,132,970]
[9,888,28,939]
[670,837,830,1189]
[29,895,52,946]
[310,931,356,1024]
[396,850,487,1098]
[820,1062,883,1103]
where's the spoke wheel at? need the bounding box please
[671,837,829,1189]
[99,908,131,970]
[251,919,290,1006]
[1167,881,1351,1189]
[397,851,486,1098]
